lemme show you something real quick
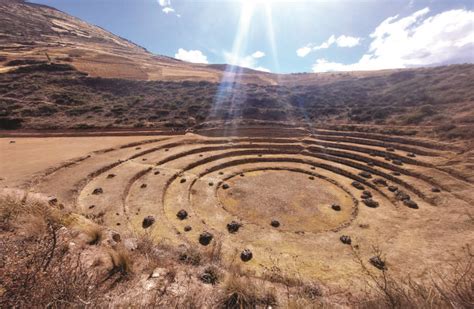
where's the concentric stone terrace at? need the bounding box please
[29,127,473,282]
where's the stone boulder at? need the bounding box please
[361,190,372,199]
[373,178,388,186]
[340,235,352,245]
[363,199,379,208]
[92,188,103,195]
[142,216,155,229]
[351,181,365,190]
[331,204,341,211]
[359,171,372,179]
[177,209,188,220]
[388,185,398,192]
[270,220,280,228]
[369,256,386,270]
[199,232,213,246]
[404,200,419,209]
[240,249,253,262]
[227,221,242,233]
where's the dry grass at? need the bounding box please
[352,245,474,309]
[1,196,472,308]
[217,276,277,309]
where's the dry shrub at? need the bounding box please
[107,247,132,281]
[353,246,474,309]
[0,197,101,307]
[217,276,277,308]
[179,246,203,266]
[82,224,104,245]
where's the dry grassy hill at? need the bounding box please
[1,0,473,140]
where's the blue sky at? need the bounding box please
[31,0,474,73]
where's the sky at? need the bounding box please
[30,0,474,74]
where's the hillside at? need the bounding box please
[0,0,473,141]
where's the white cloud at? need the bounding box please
[175,48,209,64]
[297,34,361,57]
[223,51,270,72]
[336,35,361,48]
[296,46,312,57]
[254,66,271,73]
[312,8,474,72]
[251,51,265,59]
[157,0,178,16]
[162,7,175,14]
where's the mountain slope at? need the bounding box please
[0,0,280,84]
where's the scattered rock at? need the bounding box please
[9,140,15,144]
[184,225,192,232]
[310,166,315,170]
[240,173,245,177]
[331,204,341,211]
[180,178,186,184]
[240,249,253,262]
[359,171,372,179]
[352,181,365,190]
[107,173,116,179]
[392,172,401,176]
[124,238,138,251]
[177,209,188,220]
[165,148,169,152]
[407,153,416,158]
[135,147,141,150]
[369,256,386,270]
[218,172,224,175]
[88,205,95,209]
[270,220,280,228]
[404,200,419,209]
[199,232,213,246]
[340,235,352,245]
[208,182,214,186]
[373,178,388,186]
[392,159,403,166]
[388,185,398,192]
[363,199,379,208]
[386,147,395,152]
[222,183,230,190]
[361,191,372,199]
[112,232,121,242]
[227,221,242,233]
[395,190,410,201]
[308,176,315,180]
[142,216,155,228]
[154,171,160,175]
[431,187,441,193]
[92,188,103,195]
[150,267,168,279]
[141,183,147,189]
[47,196,58,205]
[142,158,147,161]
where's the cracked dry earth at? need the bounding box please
[1,127,473,287]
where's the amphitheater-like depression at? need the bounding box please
[24,127,474,285]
